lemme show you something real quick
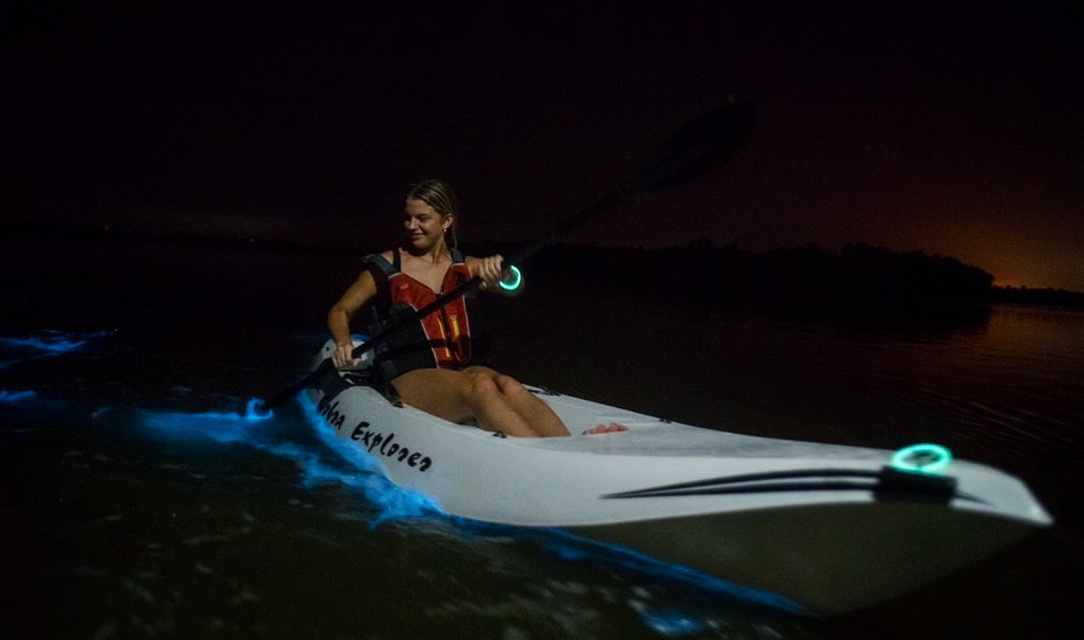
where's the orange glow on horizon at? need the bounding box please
[891,220,1083,293]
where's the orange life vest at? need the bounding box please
[363,248,488,381]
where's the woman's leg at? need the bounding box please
[465,367,570,437]
[391,367,570,437]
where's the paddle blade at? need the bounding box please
[629,97,754,193]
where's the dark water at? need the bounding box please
[2,238,1082,639]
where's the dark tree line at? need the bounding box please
[9,219,1081,310]
[511,240,1005,312]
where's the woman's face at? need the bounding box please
[403,198,449,252]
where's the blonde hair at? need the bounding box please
[407,179,460,249]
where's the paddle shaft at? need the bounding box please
[257,98,754,413]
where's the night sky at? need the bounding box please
[6,1,1083,290]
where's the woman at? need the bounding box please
[328,179,625,437]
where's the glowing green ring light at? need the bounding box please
[498,265,523,291]
[891,443,953,475]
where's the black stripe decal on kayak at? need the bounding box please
[602,467,980,504]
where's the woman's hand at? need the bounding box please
[469,254,523,296]
[474,254,505,290]
[332,342,359,369]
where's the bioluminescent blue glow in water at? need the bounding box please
[0,329,109,370]
[539,528,807,617]
[0,329,109,354]
[139,400,272,444]
[631,603,707,636]
[295,391,442,523]
[138,393,440,525]
[0,389,37,404]
[242,397,275,422]
[1,386,66,419]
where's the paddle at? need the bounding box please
[255,96,754,415]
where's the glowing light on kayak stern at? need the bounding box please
[890,443,953,475]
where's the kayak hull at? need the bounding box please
[304,340,1051,616]
[571,502,1037,615]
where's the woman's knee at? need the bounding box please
[494,374,529,397]
[465,370,501,402]
[462,368,529,404]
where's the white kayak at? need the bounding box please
[304,339,1051,616]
